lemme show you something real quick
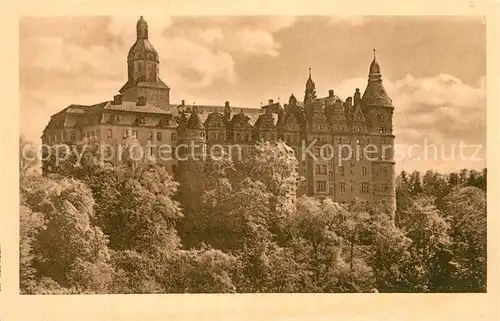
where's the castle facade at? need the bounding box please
[42,17,396,215]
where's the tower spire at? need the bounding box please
[369,49,381,80]
[308,67,311,78]
[136,16,148,39]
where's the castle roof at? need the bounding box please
[362,50,393,108]
[186,109,205,130]
[119,79,170,93]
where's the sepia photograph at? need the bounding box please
[18,14,487,295]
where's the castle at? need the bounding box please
[42,16,396,215]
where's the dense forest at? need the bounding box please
[19,136,487,293]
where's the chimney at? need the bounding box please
[181,99,185,106]
[137,96,147,106]
[354,88,361,106]
[268,99,274,105]
[112,94,122,105]
[225,101,230,107]
[328,89,334,97]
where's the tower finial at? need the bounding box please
[373,48,376,61]
[308,67,312,78]
[136,16,148,39]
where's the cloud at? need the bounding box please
[327,73,486,172]
[19,17,485,173]
[160,37,236,87]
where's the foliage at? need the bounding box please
[19,137,487,293]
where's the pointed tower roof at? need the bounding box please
[305,67,316,93]
[369,49,381,76]
[187,109,205,130]
[362,50,393,107]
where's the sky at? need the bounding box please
[19,16,486,173]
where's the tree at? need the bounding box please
[397,196,454,292]
[443,187,486,292]
[42,138,183,255]
[20,172,114,293]
[408,171,423,195]
[368,211,413,292]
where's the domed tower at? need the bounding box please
[119,16,170,109]
[362,49,396,219]
[128,16,159,83]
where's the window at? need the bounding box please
[236,133,241,141]
[381,183,388,192]
[377,114,385,122]
[366,138,371,144]
[210,132,216,140]
[321,165,327,175]
[147,146,153,156]
[171,132,177,141]
[201,132,205,138]
[71,131,76,141]
[339,166,345,176]
[347,137,351,144]
[356,126,361,133]
[340,182,346,193]
[108,129,112,139]
[380,137,387,144]
[91,130,95,137]
[315,165,321,174]
[362,182,369,193]
[245,134,250,142]
[148,132,153,140]
[355,138,361,145]
[157,132,162,141]
[379,127,387,133]
[123,130,128,138]
[362,166,368,176]
[337,137,342,144]
[329,171,333,181]
[219,132,225,141]
[316,180,326,192]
